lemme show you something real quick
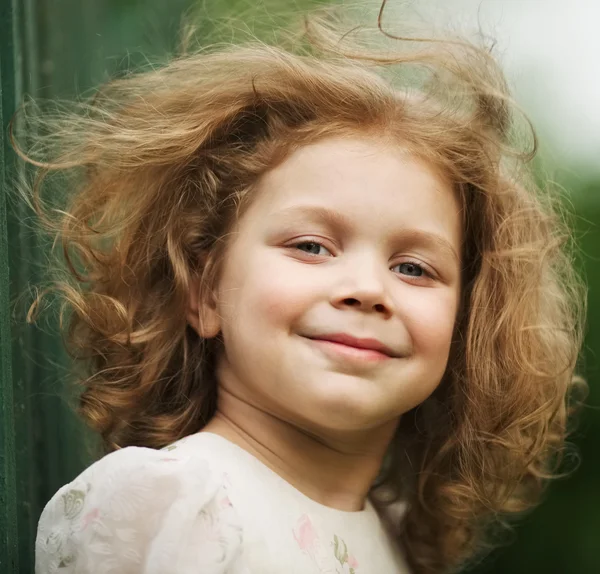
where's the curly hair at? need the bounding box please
[12,2,586,573]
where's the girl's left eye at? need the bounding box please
[391,261,429,278]
[292,241,332,256]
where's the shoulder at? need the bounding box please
[35,438,245,574]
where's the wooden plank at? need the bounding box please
[8,1,47,572]
[0,0,19,570]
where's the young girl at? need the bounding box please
[20,2,585,573]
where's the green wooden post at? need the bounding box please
[0,0,19,572]
[1,1,83,571]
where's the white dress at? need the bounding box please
[35,432,410,573]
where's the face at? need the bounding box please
[191,135,462,435]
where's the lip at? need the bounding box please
[306,338,393,363]
[305,333,398,363]
[308,333,398,357]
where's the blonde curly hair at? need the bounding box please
[13,2,586,572]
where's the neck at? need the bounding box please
[202,387,399,512]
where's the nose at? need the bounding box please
[330,253,394,316]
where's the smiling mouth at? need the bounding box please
[304,337,394,363]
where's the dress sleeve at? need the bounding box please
[35,444,247,574]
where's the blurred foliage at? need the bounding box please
[468,182,600,574]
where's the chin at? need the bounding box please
[304,401,396,434]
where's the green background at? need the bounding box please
[1,1,598,572]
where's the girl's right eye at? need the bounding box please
[291,240,332,257]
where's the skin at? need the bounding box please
[188,135,462,511]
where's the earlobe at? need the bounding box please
[187,276,221,339]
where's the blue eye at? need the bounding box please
[392,262,427,277]
[293,241,332,256]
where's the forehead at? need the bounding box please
[245,135,461,247]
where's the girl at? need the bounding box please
[19,2,586,573]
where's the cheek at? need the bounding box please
[406,291,458,358]
[220,250,312,329]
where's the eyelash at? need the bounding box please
[289,239,434,280]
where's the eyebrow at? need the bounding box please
[270,204,460,263]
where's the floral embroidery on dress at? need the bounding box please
[36,447,248,574]
[160,434,196,452]
[293,514,359,573]
[62,487,87,520]
[333,535,358,574]
[36,485,89,572]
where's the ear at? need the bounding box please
[187,272,221,339]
